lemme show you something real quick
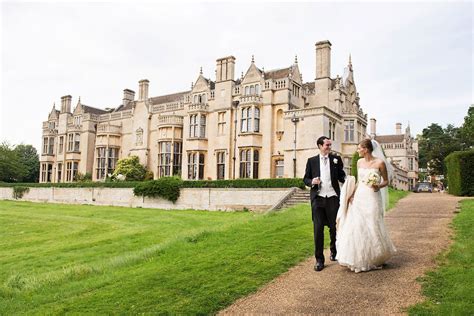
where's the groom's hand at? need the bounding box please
[311,177,321,186]
[372,184,380,192]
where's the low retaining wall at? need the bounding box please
[0,187,294,211]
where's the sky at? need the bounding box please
[1,1,472,151]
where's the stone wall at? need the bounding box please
[0,187,294,212]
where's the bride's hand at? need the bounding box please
[348,195,354,204]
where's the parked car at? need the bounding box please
[414,182,433,193]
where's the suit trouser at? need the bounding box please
[312,195,339,262]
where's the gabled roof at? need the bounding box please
[82,105,109,115]
[264,67,291,80]
[375,135,405,143]
[150,91,190,105]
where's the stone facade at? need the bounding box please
[372,121,419,190]
[40,40,368,183]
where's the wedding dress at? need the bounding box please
[336,168,396,273]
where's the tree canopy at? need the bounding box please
[0,142,39,183]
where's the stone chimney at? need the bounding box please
[216,56,236,82]
[138,79,149,101]
[123,89,135,107]
[370,118,377,137]
[396,123,402,135]
[315,40,331,79]
[60,95,72,113]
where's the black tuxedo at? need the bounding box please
[303,153,346,262]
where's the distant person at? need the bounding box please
[336,139,396,273]
[303,136,346,272]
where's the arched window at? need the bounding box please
[194,95,198,104]
[245,86,250,95]
[255,84,260,95]
[250,85,255,95]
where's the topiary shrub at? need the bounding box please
[133,177,183,203]
[445,149,474,196]
[182,178,305,189]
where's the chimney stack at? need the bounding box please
[138,79,149,101]
[60,95,72,113]
[123,89,135,107]
[315,40,331,79]
[216,56,236,82]
[396,123,402,135]
[370,118,377,137]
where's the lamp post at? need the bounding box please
[291,112,300,178]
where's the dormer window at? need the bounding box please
[48,121,56,130]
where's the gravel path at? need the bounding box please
[220,193,462,315]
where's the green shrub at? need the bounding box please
[74,172,92,182]
[133,177,183,202]
[0,181,141,188]
[445,149,474,196]
[113,156,147,181]
[12,186,29,199]
[351,151,359,180]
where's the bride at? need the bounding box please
[336,139,396,273]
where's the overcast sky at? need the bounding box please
[1,1,472,151]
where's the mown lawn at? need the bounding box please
[0,200,316,314]
[408,199,474,315]
[0,189,408,314]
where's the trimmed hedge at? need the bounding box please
[133,177,183,203]
[0,181,142,188]
[445,149,474,196]
[0,178,305,189]
[182,178,305,189]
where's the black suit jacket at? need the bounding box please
[303,153,346,203]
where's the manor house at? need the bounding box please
[371,121,419,190]
[40,40,368,183]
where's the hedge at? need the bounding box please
[445,149,474,196]
[133,177,183,202]
[0,178,305,189]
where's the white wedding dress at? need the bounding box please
[336,168,396,273]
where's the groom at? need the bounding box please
[303,136,345,271]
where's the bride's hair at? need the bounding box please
[359,139,374,153]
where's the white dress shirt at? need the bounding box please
[318,155,337,198]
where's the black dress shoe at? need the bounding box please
[314,261,324,271]
[330,252,337,261]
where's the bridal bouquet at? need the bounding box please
[363,171,380,187]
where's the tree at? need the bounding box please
[112,156,147,181]
[418,123,461,176]
[14,144,39,182]
[0,142,26,182]
[459,105,474,149]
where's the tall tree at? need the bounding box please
[14,144,40,182]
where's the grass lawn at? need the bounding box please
[0,189,408,314]
[388,188,410,211]
[408,199,474,315]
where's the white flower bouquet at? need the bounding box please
[362,171,380,187]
